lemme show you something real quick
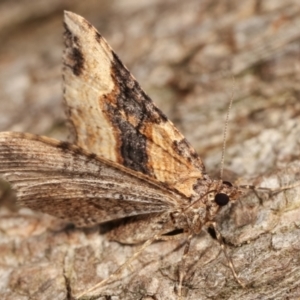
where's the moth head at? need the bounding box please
[214,180,234,205]
[206,180,241,220]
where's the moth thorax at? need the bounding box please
[177,205,207,233]
[170,210,186,228]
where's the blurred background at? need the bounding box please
[0,0,300,176]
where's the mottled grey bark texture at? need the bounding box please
[0,1,300,299]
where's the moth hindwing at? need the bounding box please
[0,11,245,297]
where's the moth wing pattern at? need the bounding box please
[63,11,207,199]
[0,132,180,227]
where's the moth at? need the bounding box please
[0,11,246,297]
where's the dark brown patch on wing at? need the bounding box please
[57,141,71,151]
[173,138,204,170]
[57,140,83,157]
[95,31,102,43]
[111,52,168,125]
[82,19,93,29]
[107,102,151,175]
[100,52,171,176]
[63,23,85,76]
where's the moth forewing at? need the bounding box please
[63,11,207,200]
[0,132,181,231]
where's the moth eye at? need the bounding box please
[214,193,229,206]
[222,181,233,187]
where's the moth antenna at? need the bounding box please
[219,77,236,180]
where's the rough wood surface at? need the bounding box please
[0,1,300,299]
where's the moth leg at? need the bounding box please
[106,213,176,244]
[237,184,267,205]
[239,181,300,193]
[75,231,165,298]
[177,233,193,298]
[268,181,300,194]
[159,233,188,241]
[207,221,245,288]
[239,181,300,199]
